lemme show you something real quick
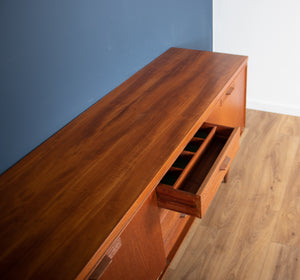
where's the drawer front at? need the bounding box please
[198,126,240,216]
[156,124,240,218]
[207,66,247,130]
[159,208,192,258]
[159,208,181,241]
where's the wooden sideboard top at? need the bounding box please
[0,48,247,280]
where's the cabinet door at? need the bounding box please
[207,66,247,131]
[89,192,166,280]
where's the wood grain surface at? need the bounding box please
[163,109,300,280]
[0,48,247,279]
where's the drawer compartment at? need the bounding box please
[156,124,240,218]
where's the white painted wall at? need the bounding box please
[213,0,300,116]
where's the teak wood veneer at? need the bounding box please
[0,48,248,280]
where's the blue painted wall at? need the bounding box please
[0,0,212,174]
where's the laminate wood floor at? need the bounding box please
[163,109,300,280]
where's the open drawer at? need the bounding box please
[156,123,240,218]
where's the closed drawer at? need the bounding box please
[207,66,247,130]
[156,123,240,218]
[159,208,193,258]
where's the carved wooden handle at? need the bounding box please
[226,86,234,95]
[219,156,231,171]
[89,237,122,280]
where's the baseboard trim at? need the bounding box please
[247,99,300,117]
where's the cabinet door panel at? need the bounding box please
[94,193,166,280]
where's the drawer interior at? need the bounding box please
[179,131,230,194]
[160,125,217,190]
[159,124,234,192]
[156,123,239,218]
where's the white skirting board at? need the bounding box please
[247,99,300,117]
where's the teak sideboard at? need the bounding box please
[0,48,248,280]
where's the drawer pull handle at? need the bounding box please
[219,156,231,171]
[226,86,234,95]
[89,237,122,280]
[220,87,234,106]
[89,256,112,280]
